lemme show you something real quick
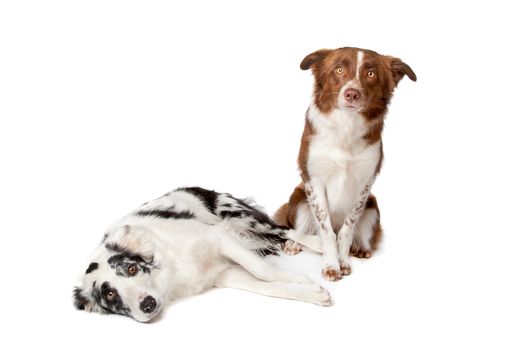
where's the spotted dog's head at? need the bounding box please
[73,225,163,322]
[301,47,416,115]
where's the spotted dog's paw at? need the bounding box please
[321,266,342,282]
[283,239,302,255]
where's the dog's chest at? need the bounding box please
[307,112,380,230]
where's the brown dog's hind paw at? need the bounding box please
[350,247,372,259]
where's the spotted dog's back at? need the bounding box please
[137,187,288,256]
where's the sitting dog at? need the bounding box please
[73,187,331,322]
[274,47,416,281]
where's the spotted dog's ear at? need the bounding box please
[104,225,155,263]
[389,57,417,85]
[300,49,333,70]
[73,287,88,310]
[73,286,96,312]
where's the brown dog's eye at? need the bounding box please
[336,66,344,74]
[106,291,117,301]
[128,265,138,276]
[367,70,375,78]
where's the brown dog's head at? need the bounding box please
[301,47,416,117]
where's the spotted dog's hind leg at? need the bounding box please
[215,266,331,306]
[284,227,322,254]
[218,231,313,285]
[282,239,302,255]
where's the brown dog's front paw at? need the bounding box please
[340,263,352,276]
[283,240,302,255]
[321,266,342,281]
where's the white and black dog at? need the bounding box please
[73,187,330,322]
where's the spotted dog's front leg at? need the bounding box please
[304,182,341,282]
[337,184,372,275]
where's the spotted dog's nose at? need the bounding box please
[344,88,361,103]
[140,296,157,314]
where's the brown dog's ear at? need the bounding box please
[390,57,417,85]
[300,49,333,70]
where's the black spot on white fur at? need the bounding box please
[105,242,128,254]
[179,187,218,213]
[86,262,99,274]
[135,209,194,220]
[107,252,155,276]
[92,282,131,316]
[217,195,288,256]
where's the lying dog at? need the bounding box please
[274,47,416,281]
[73,187,331,322]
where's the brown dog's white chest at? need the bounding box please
[306,107,381,231]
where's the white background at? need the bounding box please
[1,1,524,349]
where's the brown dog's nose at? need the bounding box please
[344,88,361,103]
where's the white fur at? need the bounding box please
[356,50,364,82]
[74,189,331,322]
[299,91,380,279]
[336,50,366,110]
[308,104,379,232]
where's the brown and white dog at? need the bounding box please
[274,47,416,281]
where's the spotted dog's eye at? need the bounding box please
[127,264,138,276]
[105,291,117,301]
[336,66,344,74]
[367,70,376,78]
